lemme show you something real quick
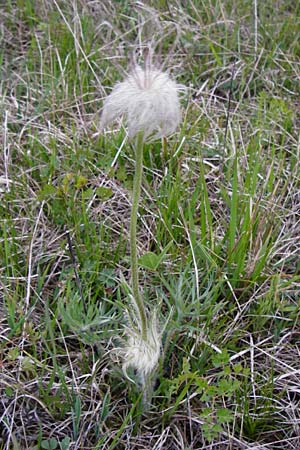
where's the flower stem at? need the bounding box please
[130,131,147,340]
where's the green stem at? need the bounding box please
[162,136,168,163]
[130,131,147,340]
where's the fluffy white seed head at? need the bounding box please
[122,312,161,382]
[101,65,182,141]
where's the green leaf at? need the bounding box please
[41,438,58,450]
[38,184,57,200]
[95,186,113,200]
[233,363,243,374]
[138,252,161,271]
[81,187,93,200]
[211,350,230,367]
[59,437,71,450]
[228,155,238,267]
[216,408,234,423]
[5,387,14,397]
[138,242,172,271]
[20,356,36,372]
[7,347,20,361]
[74,175,87,188]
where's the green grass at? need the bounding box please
[1,0,300,449]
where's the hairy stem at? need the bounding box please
[130,131,147,340]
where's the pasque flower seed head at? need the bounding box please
[122,311,161,382]
[101,65,182,141]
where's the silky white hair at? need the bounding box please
[122,311,161,383]
[101,65,182,141]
